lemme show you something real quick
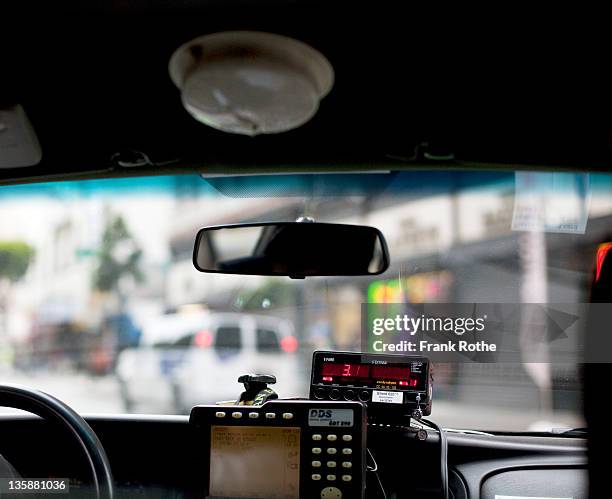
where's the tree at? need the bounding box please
[0,241,35,282]
[0,241,34,339]
[93,215,143,293]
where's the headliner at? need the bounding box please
[0,2,610,184]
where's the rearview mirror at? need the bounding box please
[193,222,389,278]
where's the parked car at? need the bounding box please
[116,310,303,413]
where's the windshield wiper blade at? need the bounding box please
[513,427,589,438]
[557,427,588,437]
[443,428,495,436]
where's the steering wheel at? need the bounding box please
[0,384,114,499]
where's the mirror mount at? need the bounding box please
[295,216,316,223]
[289,274,307,280]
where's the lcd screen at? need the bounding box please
[209,426,300,499]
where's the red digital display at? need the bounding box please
[319,362,422,389]
[371,366,412,381]
[321,363,370,379]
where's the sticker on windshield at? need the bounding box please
[372,390,403,404]
[512,171,590,234]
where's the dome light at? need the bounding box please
[169,31,334,136]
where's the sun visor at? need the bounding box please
[0,104,42,168]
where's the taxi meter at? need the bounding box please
[310,351,432,422]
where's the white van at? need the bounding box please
[116,311,304,413]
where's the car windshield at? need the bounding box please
[0,170,609,431]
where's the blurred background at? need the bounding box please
[0,171,610,431]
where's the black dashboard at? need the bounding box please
[0,414,587,499]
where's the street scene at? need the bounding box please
[0,172,610,431]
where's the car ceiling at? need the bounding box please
[0,2,610,184]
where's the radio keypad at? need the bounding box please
[310,429,353,491]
